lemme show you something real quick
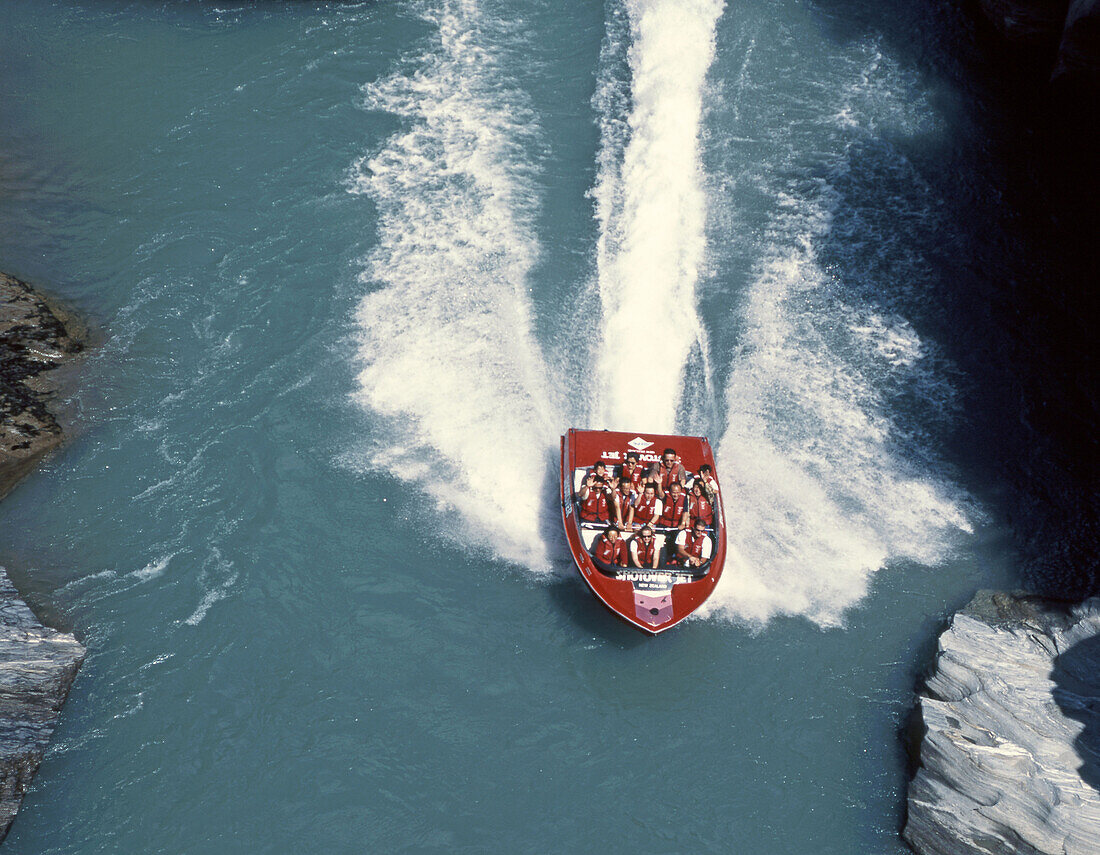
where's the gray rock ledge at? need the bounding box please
[0,271,85,502]
[0,572,84,842]
[904,590,1100,855]
[0,270,87,842]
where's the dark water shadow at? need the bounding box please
[544,576,649,646]
[534,446,647,645]
[1052,632,1100,792]
[796,0,1099,598]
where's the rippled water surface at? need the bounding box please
[0,1,1045,851]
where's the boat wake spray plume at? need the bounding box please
[348,0,563,570]
[590,0,725,432]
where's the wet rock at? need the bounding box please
[0,571,84,842]
[0,271,87,840]
[1053,0,1100,86]
[975,0,1070,47]
[904,590,1100,855]
[0,272,85,501]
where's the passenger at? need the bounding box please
[629,526,659,570]
[629,482,663,529]
[594,526,629,567]
[584,460,611,484]
[657,480,690,529]
[648,447,687,499]
[578,473,613,523]
[619,452,646,493]
[692,464,720,499]
[688,481,714,528]
[611,475,638,530]
[672,518,713,568]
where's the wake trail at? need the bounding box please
[697,37,976,627]
[348,0,564,570]
[590,0,725,432]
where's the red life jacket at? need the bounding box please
[633,493,659,524]
[683,531,710,559]
[670,530,710,565]
[595,535,627,566]
[689,493,714,526]
[659,492,688,527]
[580,488,610,522]
[620,462,645,490]
[615,485,637,520]
[631,535,656,567]
[652,461,685,492]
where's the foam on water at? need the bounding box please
[590,0,725,432]
[348,0,564,570]
[703,228,973,627]
[699,40,973,627]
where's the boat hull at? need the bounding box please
[560,429,725,634]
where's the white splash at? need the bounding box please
[591,0,725,431]
[348,0,564,570]
[131,553,175,582]
[701,215,973,628]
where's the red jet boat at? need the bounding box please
[560,428,725,634]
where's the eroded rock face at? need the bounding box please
[0,571,84,842]
[0,272,88,840]
[0,272,85,501]
[904,591,1100,855]
[1054,0,1100,84]
[975,0,1070,46]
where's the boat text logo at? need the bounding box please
[627,437,653,451]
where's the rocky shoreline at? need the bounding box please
[904,591,1100,855]
[0,272,87,843]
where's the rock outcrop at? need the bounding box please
[0,272,85,501]
[1053,0,1100,85]
[0,271,87,841]
[904,590,1100,855]
[0,573,84,841]
[973,0,1100,87]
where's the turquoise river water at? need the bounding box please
[0,0,1066,852]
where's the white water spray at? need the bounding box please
[348,0,563,570]
[591,0,725,432]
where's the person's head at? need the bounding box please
[699,464,712,477]
[691,482,703,496]
[593,461,608,475]
[662,448,677,465]
[606,526,620,541]
[669,481,683,495]
[643,483,656,498]
[693,519,707,535]
[640,526,654,541]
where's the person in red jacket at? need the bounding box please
[657,480,690,529]
[648,447,687,498]
[688,481,714,528]
[593,526,629,567]
[619,452,646,493]
[578,473,613,523]
[629,526,659,569]
[692,463,719,500]
[630,482,662,529]
[672,518,713,568]
[611,475,638,530]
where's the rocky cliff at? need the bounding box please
[0,272,85,501]
[0,574,84,841]
[0,271,86,842]
[904,590,1100,855]
[973,0,1100,87]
